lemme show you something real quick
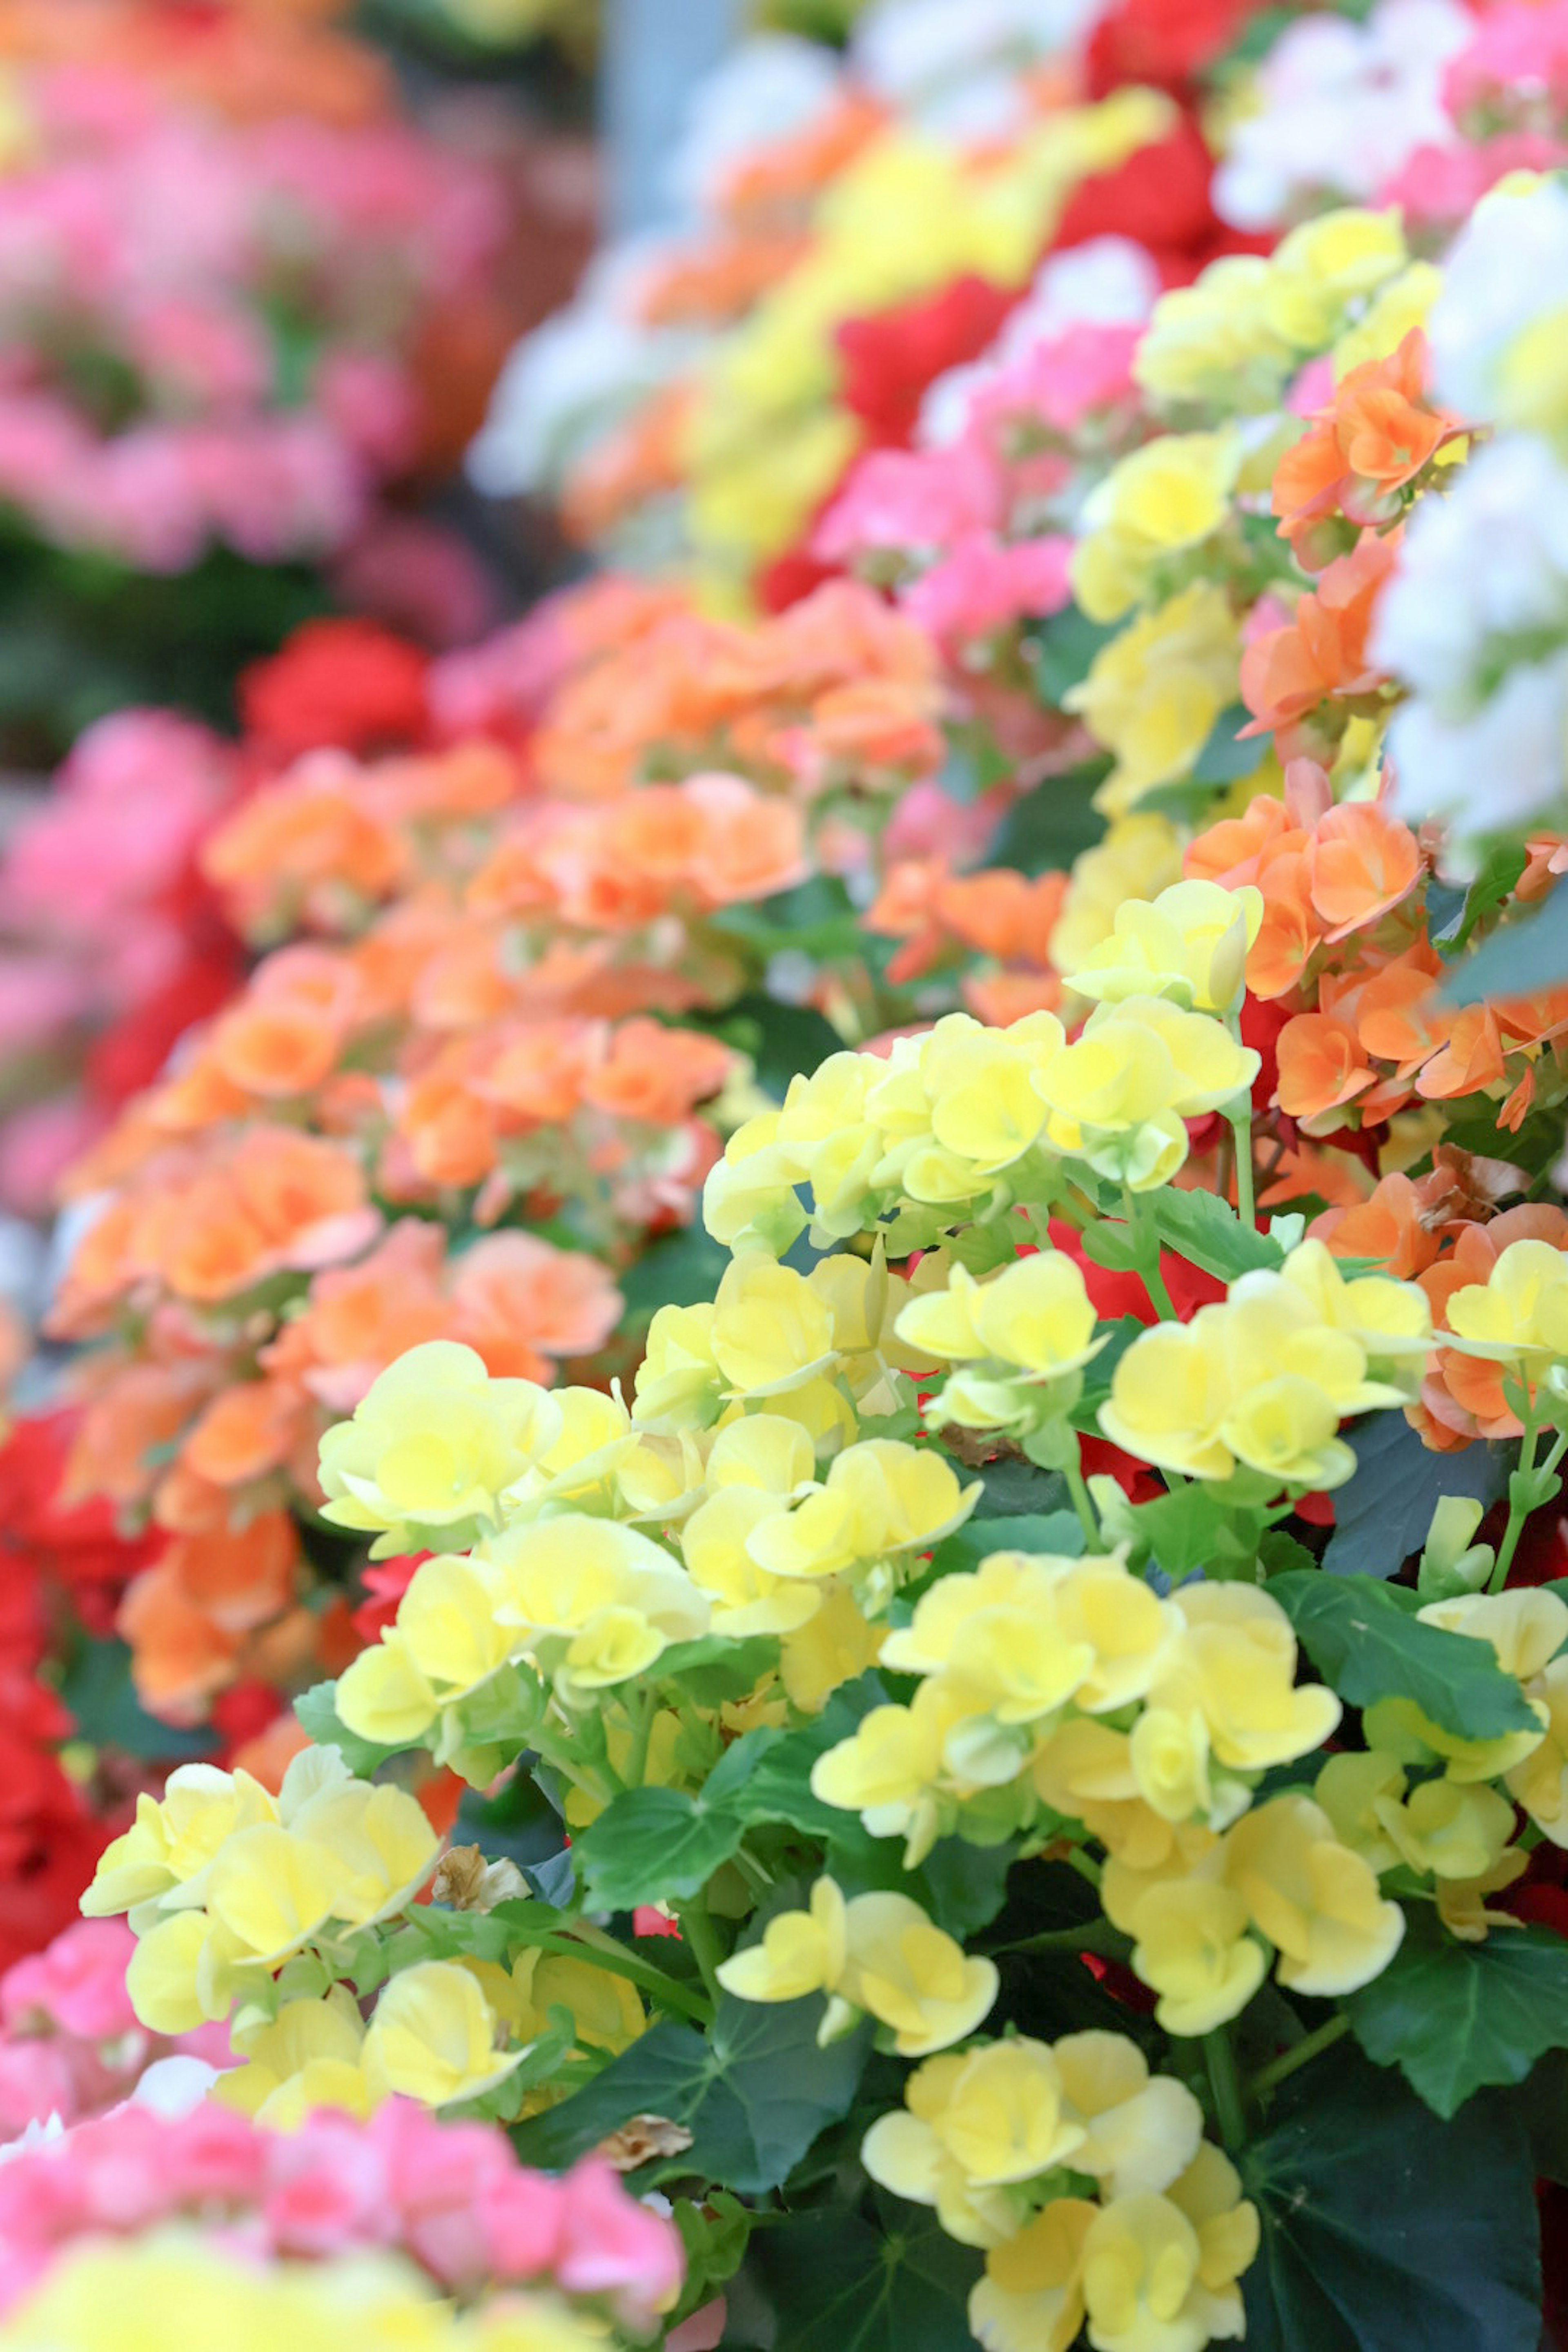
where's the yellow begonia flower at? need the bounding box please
[82,1764,277,1918]
[1101,1260,1425,1486]
[318,1341,561,1552]
[746,1438,976,1586]
[1134,254,1296,408]
[362,1960,522,2109]
[1314,1748,1409,1875]
[970,2198,1096,2352]
[895,1253,1103,1380]
[862,2039,1086,2248]
[1063,582,1240,817]
[1332,260,1443,378]
[1377,1777,1517,1883]
[1033,996,1258,1190]
[335,1631,442,1749]
[779,1578,883,1714]
[486,1512,709,1703]
[717,1877,997,2056]
[1064,880,1264,1018]
[1050,815,1185,978]
[1444,1238,1568,1362]
[280,1772,439,1928]
[1224,1793,1404,1998]
[1156,1583,1343,1774]
[681,1484,824,1637]
[124,1911,231,2037]
[1054,2031,1205,2200]
[1071,429,1244,624]
[1078,2147,1258,2352]
[1508,1657,1568,1846]
[205,1824,345,1969]
[1119,1878,1267,2037]
[1262,206,1408,349]
[214,1985,372,2127]
[630,1302,723,1425]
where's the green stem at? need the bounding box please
[1064,1845,1103,1891]
[1488,1416,1555,1593]
[1246,2012,1350,2103]
[995,1920,1127,1960]
[1123,1185,1178,1321]
[535,1927,713,2027]
[621,1685,658,1792]
[1229,1109,1257,1233]
[1203,2027,1247,2151]
[675,1895,725,2005]
[1064,1455,1102,1549]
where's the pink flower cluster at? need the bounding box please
[1382,0,1568,225]
[0,62,505,572]
[0,2093,685,2332]
[0,710,244,1214]
[0,1921,225,2147]
[815,316,1144,658]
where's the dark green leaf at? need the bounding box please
[1189,703,1270,786]
[1129,1483,1256,1581]
[655,1633,780,1708]
[969,1456,1069,1519]
[1270,1570,1540,1739]
[916,1835,1016,1940]
[1025,606,1119,706]
[617,1227,729,1325]
[1442,882,1568,1004]
[1241,2045,1540,2352]
[293,1682,404,1776]
[58,1638,214,1762]
[1430,843,1528,958]
[748,2200,982,2351]
[929,1510,1085,1575]
[1348,1905,1568,2117]
[982,761,1108,875]
[712,1681,889,1843]
[724,990,845,1100]
[1321,1410,1508,1578]
[572,1788,746,1911]
[510,1993,870,2195]
[1149,1189,1282,1281]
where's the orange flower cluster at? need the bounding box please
[1188,763,1568,1135]
[866,860,1069,1025]
[49,577,942,1724]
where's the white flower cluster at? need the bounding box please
[1213,0,1470,231]
[1376,180,1568,841]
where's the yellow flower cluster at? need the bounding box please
[2,2234,598,2352]
[1062,581,1241,817]
[715,1874,998,2057]
[1101,1240,1432,1487]
[1443,1237,1568,1413]
[82,1748,441,2038]
[861,2028,1256,2352]
[705,998,1258,1258]
[1062,880,1264,1020]
[895,1251,1104,1439]
[683,91,1172,575]
[1070,430,1243,626]
[1133,207,1414,410]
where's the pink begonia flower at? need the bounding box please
[125,296,270,413]
[0,2039,80,2145]
[969,320,1143,441]
[668,2301,728,2352]
[554,2157,686,2317]
[330,514,499,652]
[315,349,422,475]
[1,1921,138,2046]
[0,1098,105,1219]
[814,438,1004,566]
[881,778,1012,868]
[427,599,578,744]
[902,532,1074,649]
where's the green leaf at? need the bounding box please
[929,1510,1085,1574]
[1241,2045,1540,2352]
[1429,842,1529,958]
[724,990,845,1100]
[916,1835,1016,1940]
[1189,702,1270,787]
[617,1226,728,1327]
[713,1682,889,1843]
[747,2199,982,2351]
[1321,1410,1508,1578]
[969,1456,1070,1519]
[1442,881,1568,1005]
[654,1633,780,1708]
[1129,1483,1256,1581]
[510,1993,870,2194]
[1348,1905,1568,2117]
[1149,1189,1282,1281]
[293,1682,404,1777]
[1025,606,1118,706]
[1270,1570,1541,1740]
[982,760,1108,875]
[572,1788,746,1911]
[58,1638,213,1762]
